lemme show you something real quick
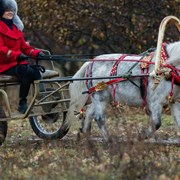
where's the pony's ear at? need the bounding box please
[13,14,24,31]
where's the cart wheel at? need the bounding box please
[29,81,70,139]
[0,107,7,146]
[29,111,69,139]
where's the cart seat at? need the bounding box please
[0,69,59,83]
[0,74,19,83]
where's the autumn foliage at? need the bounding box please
[16,0,179,74]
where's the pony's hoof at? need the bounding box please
[105,136,113,143]
[76,130,82,141]
[76,128,92,142]
[138,129,151,141]
[108,136,113,143]
[101,135,113,144]
[76,128,85,141]
[79,127,83,133]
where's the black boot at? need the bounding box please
[18,98,28,114]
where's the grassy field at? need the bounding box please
[0,107,179,180]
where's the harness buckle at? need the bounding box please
[95,81,107,92]
[168,95,174,103]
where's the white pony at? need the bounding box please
[64,16,180,141]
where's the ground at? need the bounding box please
[0,107,179,180]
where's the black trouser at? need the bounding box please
[3,64,43,105]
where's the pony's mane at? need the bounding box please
[166,41,180,65]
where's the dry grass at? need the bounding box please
[0,106,179,180]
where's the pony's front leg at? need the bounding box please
[170,102,180,129]
[93,101,110,142]
[141,103,162,139]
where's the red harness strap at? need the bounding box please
[157,43,177,101]
[88,77,126,94]
[170,71,180,83]
[86,54,127,106]
[110,54,127,76]
[140,52,154,107]
[166,70,180,100]
[109,54,127,106]
[87,54,127,93]
[140,43,170,107]
[86,60,95,89]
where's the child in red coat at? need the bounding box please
[0,1,45,113]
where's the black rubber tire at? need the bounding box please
[29,112,69,139]
[0,107,7,146]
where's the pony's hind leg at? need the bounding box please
[77,103,94,141]
[81,103,94,133]
[64,92,89,131]
[93,100,110,142]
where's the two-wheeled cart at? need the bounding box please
[0,49,70,145]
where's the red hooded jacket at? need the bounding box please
[0,20,41,73]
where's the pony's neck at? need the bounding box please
[166,41,180,66]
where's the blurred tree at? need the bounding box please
[16,0,179,75]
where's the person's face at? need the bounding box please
[2,10,14,20]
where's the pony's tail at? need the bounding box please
[64,62,90,128]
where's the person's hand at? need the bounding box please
[17,53,28,63]
[37,52,46,58]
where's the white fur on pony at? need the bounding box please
[166,41,180,66]
[66,41,180,141]
[2,0,24,30]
